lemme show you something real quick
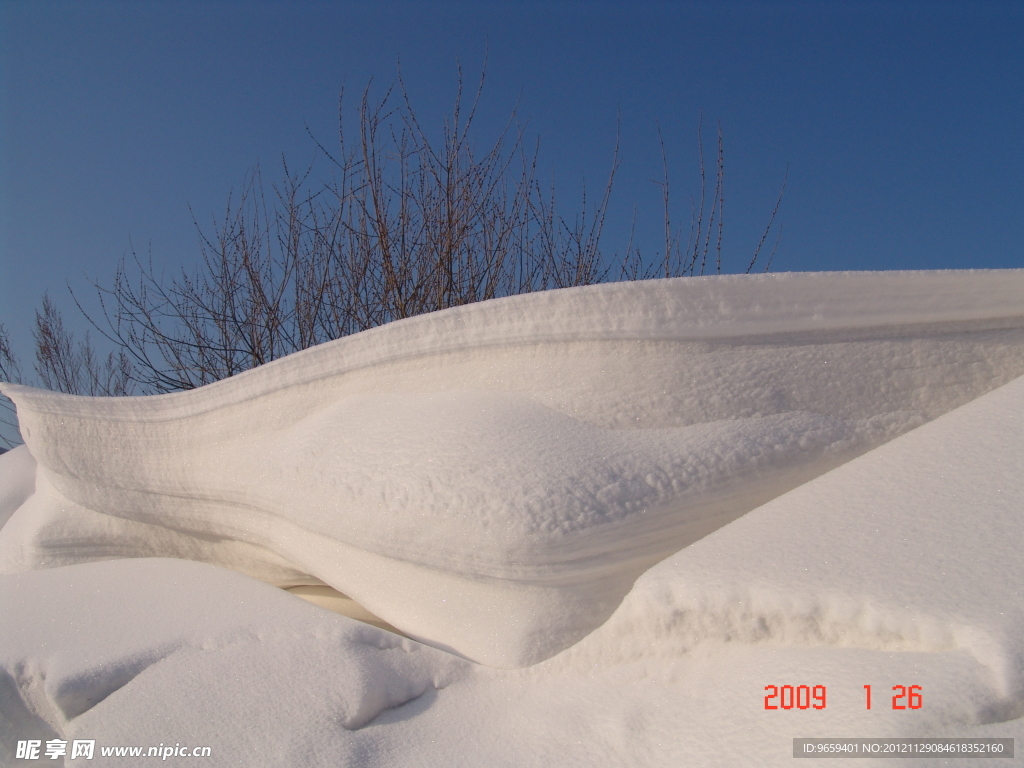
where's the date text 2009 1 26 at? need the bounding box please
[764,684,923,710]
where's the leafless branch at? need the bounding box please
[748,163,788,274]
[43,69,785,397]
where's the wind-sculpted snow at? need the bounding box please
[3,270,1024,666]
[2,351,1023,767]
[544,371,1024,726]
[0,557,469,765]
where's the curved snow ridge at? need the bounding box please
[5,270,1024,422]
[213,407,898,574]
[3,271,1024,667]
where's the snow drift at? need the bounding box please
[3,316,1024,767]
[3,270,1024,667]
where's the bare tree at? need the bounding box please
[77,68,625,393]
[49,69,785,397]
[627,116,783,282]
[0,323,20,384]
[0,322,24,448]
[34,294,133,396]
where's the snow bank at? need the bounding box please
[3,270,1024,667]
[2,341,1022,767]
[555,371,1024,701]
[0,557,469,766]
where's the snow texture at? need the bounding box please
[2,269,1024,766]
[3,271,1024,670]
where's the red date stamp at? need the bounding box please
[764,685,923,710]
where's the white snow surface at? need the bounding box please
[2,270,1024,765]
[3,271,1024,669]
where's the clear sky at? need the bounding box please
[1,0,1022,363]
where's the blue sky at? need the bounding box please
[1,0,1022,364]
